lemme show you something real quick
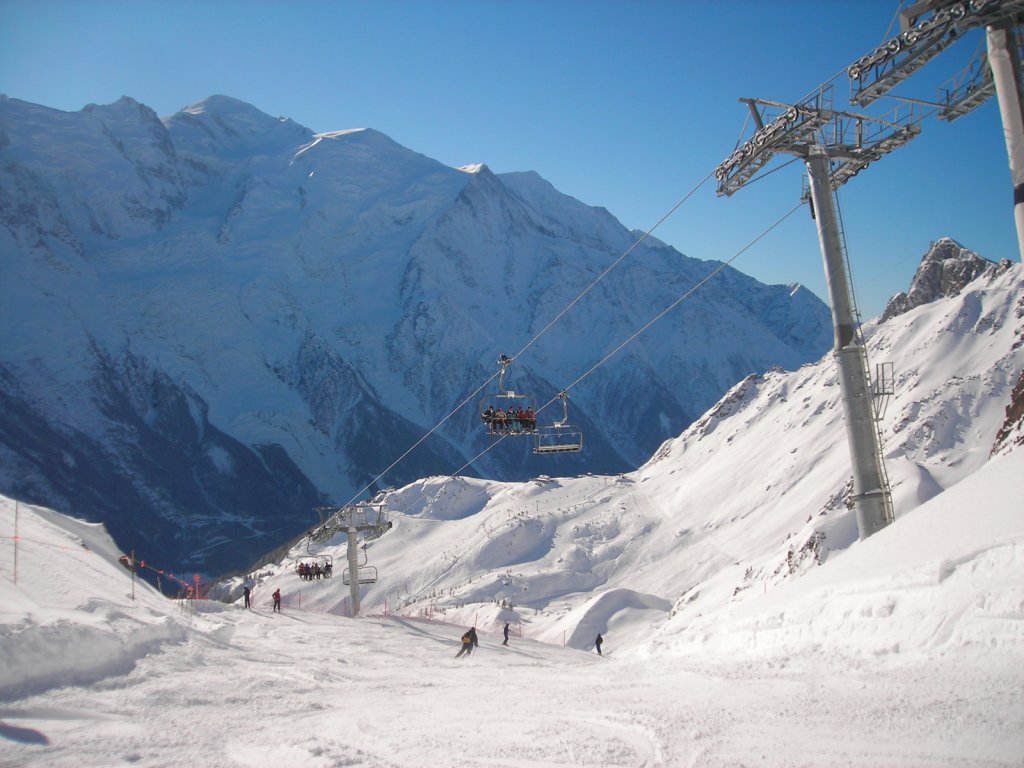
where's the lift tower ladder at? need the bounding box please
[715,86,915,539]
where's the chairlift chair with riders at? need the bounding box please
[533,391,583,454]
[295,555,334,579]
[480,354,537,437]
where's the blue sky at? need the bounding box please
[0,0,1016,319]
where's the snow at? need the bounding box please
[0,449,1021,766]
[0,93,835,527]
[1,260,1022,764]
[1,94,1022,764]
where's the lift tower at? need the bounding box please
[715,88,918,539]
[333,502,386,617]
[847,0,1024,257]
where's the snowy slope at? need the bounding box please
[0,94,831,576]
[0,496,186,701]
[227,250,1021,651]
[0,433,1020,764]
[0,254,1020,765]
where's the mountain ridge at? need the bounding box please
[1,94,833,574]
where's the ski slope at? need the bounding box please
[1,255,1022,766]
[1,451,1022,767]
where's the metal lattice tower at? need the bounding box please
[714,1,1024,539]
[847,0,1024,257]
[324,502,387,617]
[848,0,1024,110]
[715,87,911,539]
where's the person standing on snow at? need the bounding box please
[502,622,511,646]
[272,588,281,613]
[595,633,603,656]
[243,584,251,610]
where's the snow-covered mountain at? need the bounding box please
[1,246,1018,767]
[0,94,831,575]
[245,240,1023,657]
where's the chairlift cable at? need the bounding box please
[336,169,718,511]
[741,155,802,189]
[504,167,717,368]
[881,1,908,46]
[338,154,809,516]
[396,199,808,514]
[332,367,505,511]
[548,201,802,397]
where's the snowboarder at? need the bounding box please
[502,622,510,646]
[243,584,251,610]
[272,588,281,613]
[595,632,603,656]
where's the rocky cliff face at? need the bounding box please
[881,237,1013,321]
[0,94,833,575]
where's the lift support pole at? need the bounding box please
[988,19,1024,260]
[805,146,893,539]
[347,522,360,617]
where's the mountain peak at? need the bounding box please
[180,94,272,119]
[166,95,312,156]
[881,237,999,322]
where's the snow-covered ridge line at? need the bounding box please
[0,258,1020,766]
[231,258,1023,663]
[0,93,834,576]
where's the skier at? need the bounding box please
[502,622,510,646]
[243,584,251,610]
[455,627,478,658]
[595,632,603,656]
[272,588,281,613]
[456,629,473,658]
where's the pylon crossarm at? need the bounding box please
[717,88,920,196]
[849,0,1024,107]
[716,94,833,195]
[939,23,1024,121]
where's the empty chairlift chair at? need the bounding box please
[533,391,583,455]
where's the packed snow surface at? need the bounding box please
[1,446,1022,767]
[2,254,1023,766]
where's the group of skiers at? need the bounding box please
[456,623,604,657]
[244,587,606,657]
[296,561,332,581]
[481,405,536,434]
[240,584,281,612]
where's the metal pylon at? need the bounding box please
[715,89,913,539]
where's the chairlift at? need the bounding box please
[295,555,334,579]
[479,354,536,437]
[533,391,583,455]
[342,565,378,585]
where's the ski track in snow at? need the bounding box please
[0,604,1021,768]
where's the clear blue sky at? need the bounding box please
[1,0,1017,319]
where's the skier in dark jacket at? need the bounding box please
[595,633,603,656]
[502,622,511,646]
[243,584,251,610]
[456,627,478,658]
